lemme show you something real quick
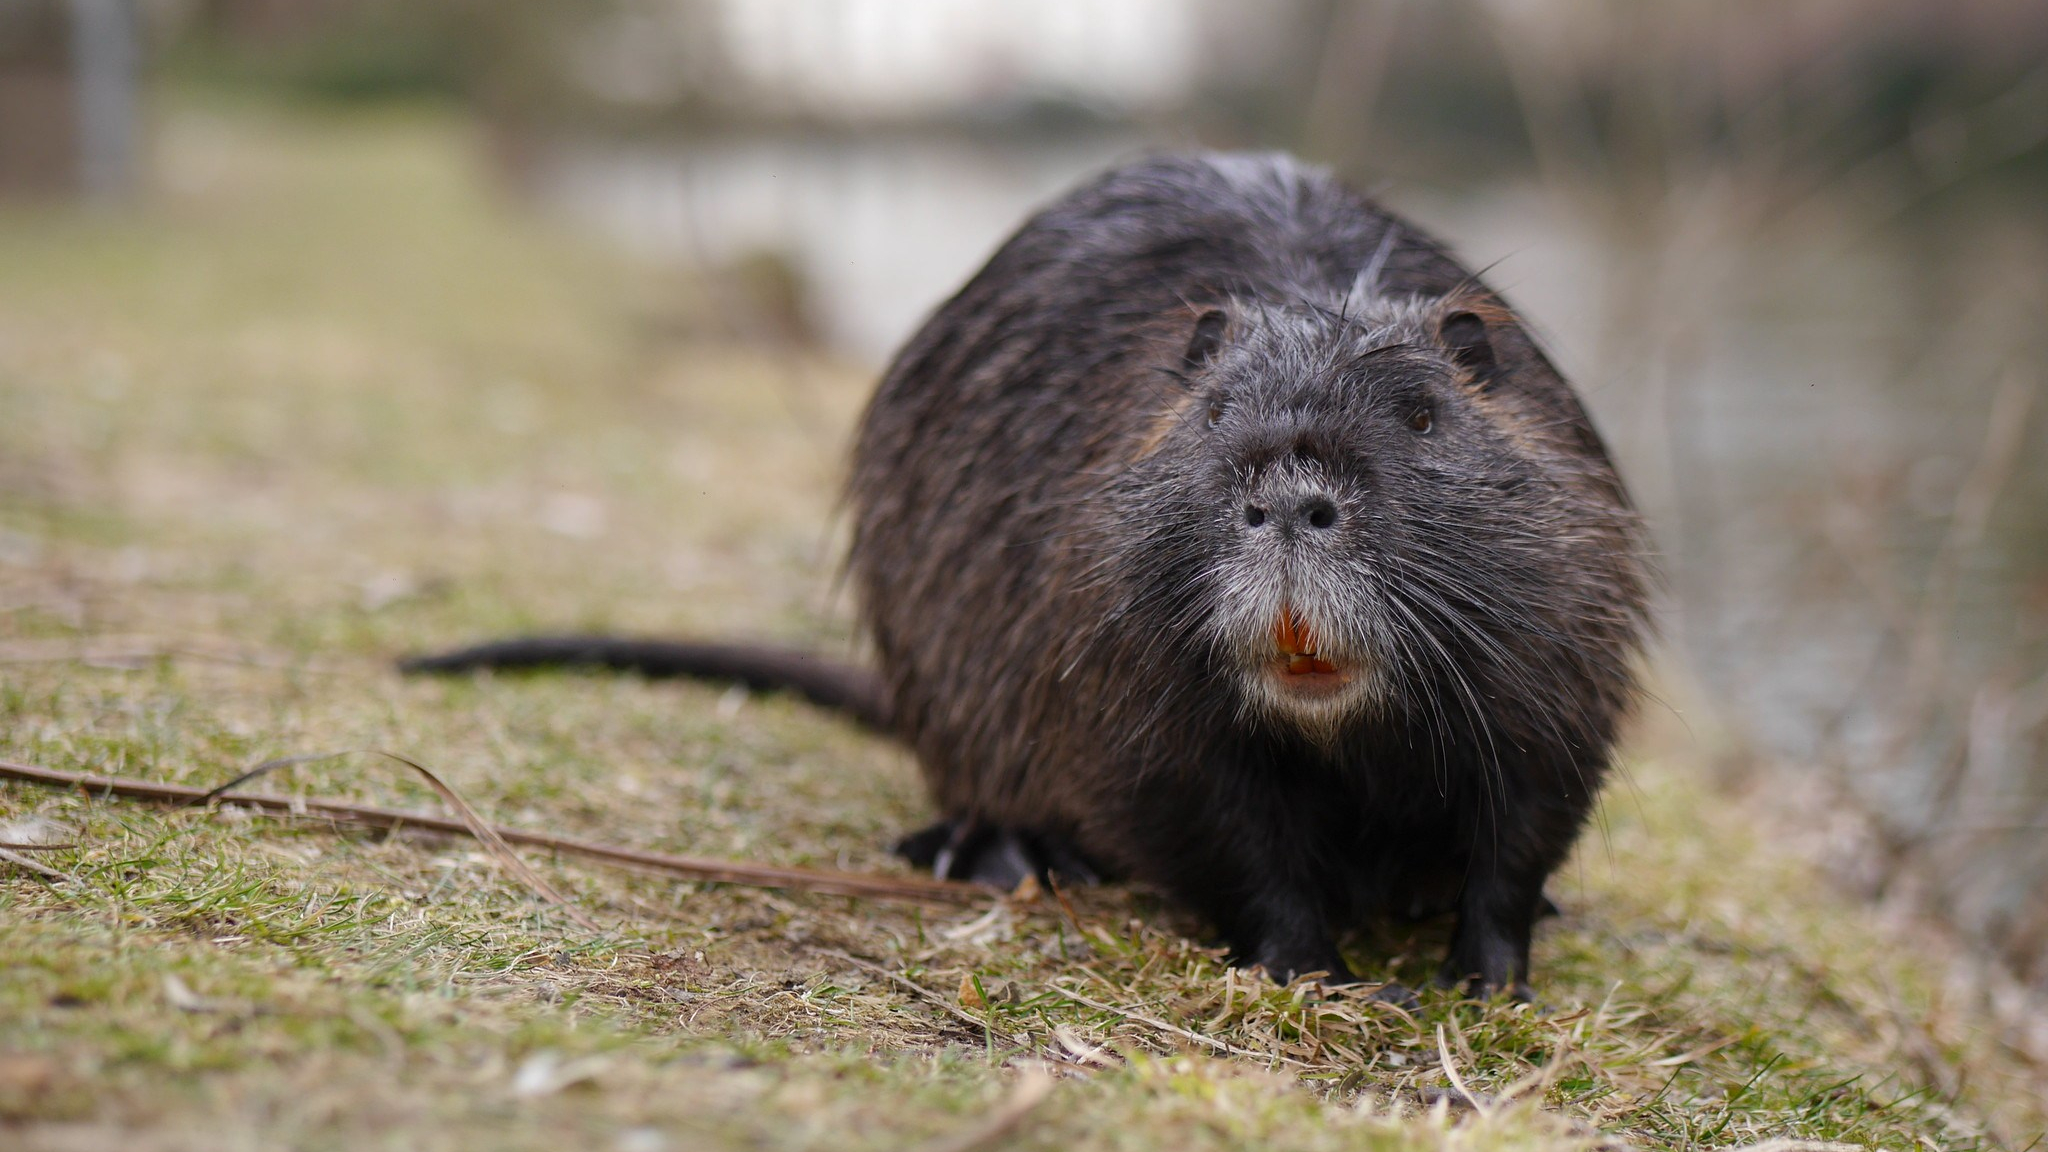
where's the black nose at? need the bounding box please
[1244,496,1339,531]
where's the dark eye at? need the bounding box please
[1207,395,1230,427]
[1408,406,1434,434]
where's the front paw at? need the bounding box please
[1440,915,1535,1001]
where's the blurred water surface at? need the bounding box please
[539,133,1150,361]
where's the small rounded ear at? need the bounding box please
[1182,309,1228,374]
[1437,310,1498,386]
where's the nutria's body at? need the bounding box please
[411,152,1649,994]
[849,154,1648,991]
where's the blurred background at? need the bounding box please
[4,0,2047,1002]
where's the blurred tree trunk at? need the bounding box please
[0,0,140,200]
[0,1,77,196]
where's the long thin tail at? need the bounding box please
[400,636,892,732]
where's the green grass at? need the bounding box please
[1,98,2042,1151]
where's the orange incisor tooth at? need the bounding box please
[1275,606,1317,657]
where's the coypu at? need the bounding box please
[407,153,1650,996]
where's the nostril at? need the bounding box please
[1244,504,1267,528]
[1302,498,1338,530]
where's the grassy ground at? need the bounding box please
[1,101,2043,1152]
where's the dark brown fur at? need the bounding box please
[849,153,1648,993]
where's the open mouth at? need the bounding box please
[1270,605,1347,690]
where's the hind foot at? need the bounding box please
[895,818,1101,889]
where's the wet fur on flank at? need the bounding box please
[408,152,1650,995]
[849,153,1649,992]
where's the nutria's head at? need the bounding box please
[1109,289,1636,744]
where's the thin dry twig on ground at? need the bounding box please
[0,758,992,907]
[1725,1141,1867,1152]
[0,847,68,879]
